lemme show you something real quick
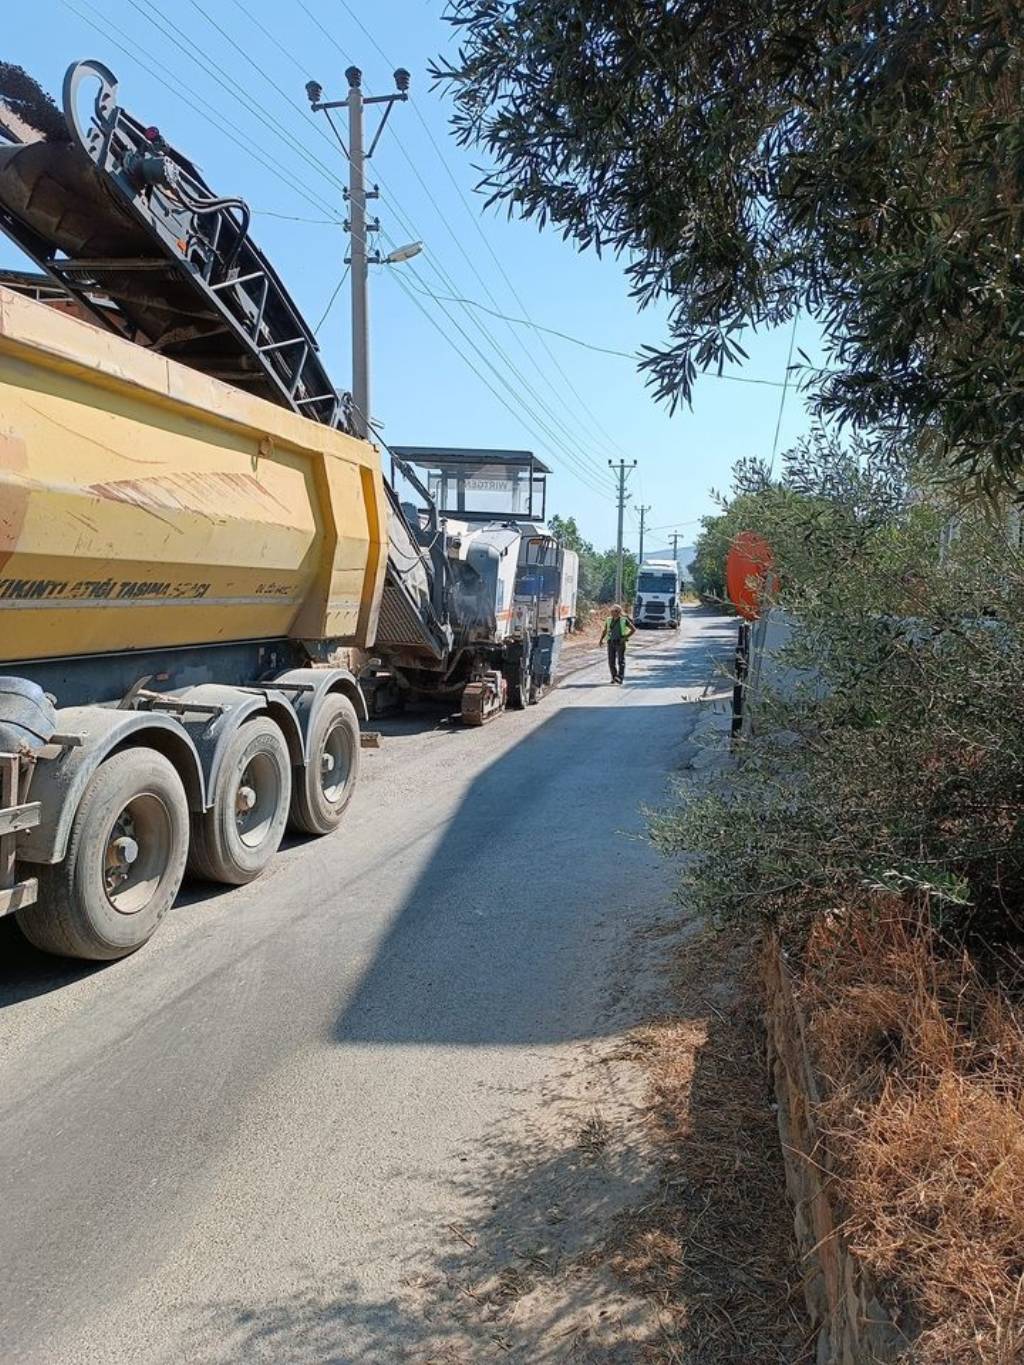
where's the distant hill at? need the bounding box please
[644,545,697,584]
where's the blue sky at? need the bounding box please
[2,0,814,553]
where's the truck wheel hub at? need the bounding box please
[111,835,139,866]
[102,798,171,914]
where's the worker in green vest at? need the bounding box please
[599,604,636,684]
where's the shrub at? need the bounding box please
[657,451,1024,949]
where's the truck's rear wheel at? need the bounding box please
[289,694,360,836]
[17,749,189,961]
[188,716,291,885]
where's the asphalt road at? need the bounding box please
[0,609,733,1364]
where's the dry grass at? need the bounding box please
[608,922,811,1363]
[563,610,605,649]
[576,1113,612,1159]
[799,907,1024,1363]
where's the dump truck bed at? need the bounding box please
[0,286,389,663]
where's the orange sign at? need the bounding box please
[726,532,777,620]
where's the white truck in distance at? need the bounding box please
[635,560,681,628]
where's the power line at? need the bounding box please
[221,0,360,175]
[385,265,615,499]
[372,179,617,490]
[335,0,636,469]
[770,313,800,468]
[331,1,624,482]
[648,518,703,532]
[225,0,320,80]
[66,3,615,499]
[326,131,618,492]
[394,261,616,499]
[129,0,350,199]
[396,278,640,359]
[384,252,616,497]
[315,267,349,334]
[391,278,795,386]
[175,1,616,495]
[335,0,396,66]
[298,0,356,68]
[399,261,616,485]
[187,0,355,185]
[253,208,341,223]
[378,211,617,492]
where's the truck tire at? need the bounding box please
[17,748,189,961]
[189,716,292,885]
[289,693,360,836]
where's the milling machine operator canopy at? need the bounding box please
[391,447,550,524]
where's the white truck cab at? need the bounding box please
[635,559,681,628]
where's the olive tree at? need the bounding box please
[434,1,1024,496]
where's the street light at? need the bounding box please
[383,241,423,265]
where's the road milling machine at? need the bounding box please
[387,447,578,725]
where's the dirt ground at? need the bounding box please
[395,915,809,1365]
[397,699,809,1364]
[563,613,606,652]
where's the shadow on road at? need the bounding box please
[0,623,733,1039]
[562,623,735,692]
[368,699,462,739]
[181,1114,662,1362]
[0,917,108,1004]
[328,628,733,1051]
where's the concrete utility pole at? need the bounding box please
[609,459,637,604]
[307,65,417,439]
[637,504,652,568]
[346,68,370,437]
[670,531,681,565]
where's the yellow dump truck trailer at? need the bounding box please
[0,286,392,959]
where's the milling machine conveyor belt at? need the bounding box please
[0,59,347,427]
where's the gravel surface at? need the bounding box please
[0,609,734,1363]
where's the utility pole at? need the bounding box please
[346,68,370,438]
[637,504,652,567]
[670,531,680,567]
[307,65,416,439]
[608,459,637,604]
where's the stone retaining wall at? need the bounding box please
[763,942,907,1364]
